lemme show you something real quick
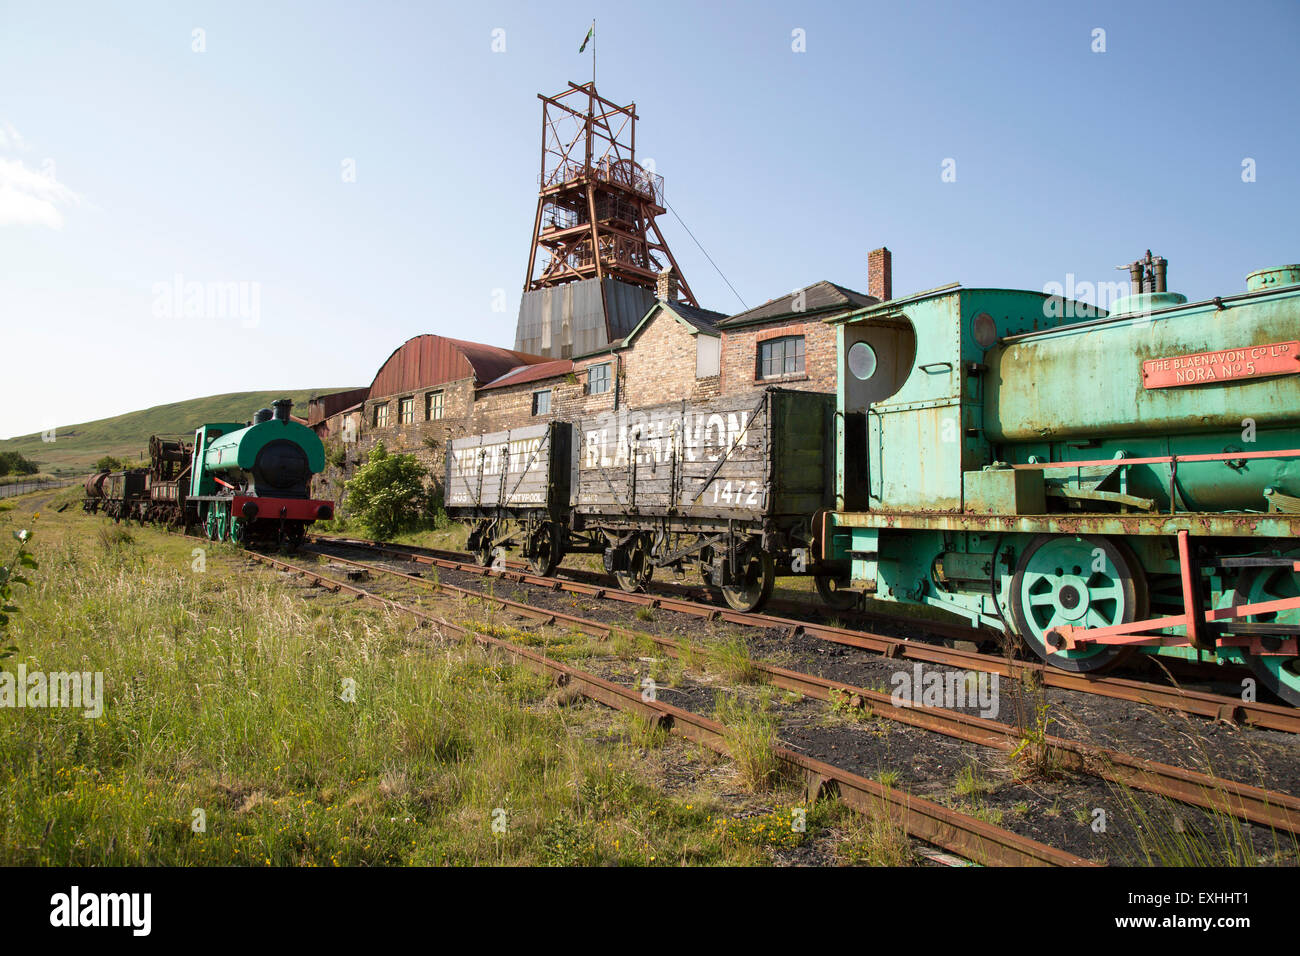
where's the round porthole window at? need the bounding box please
[848,341,878,380]
[973,312,999,348]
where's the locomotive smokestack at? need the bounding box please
[254,408,273,424]
[1154,256,1168,293]
[1127,260,1144,295]
[271,399,292,422]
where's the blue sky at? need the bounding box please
[1,0,1297,438]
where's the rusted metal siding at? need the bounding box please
[515,277,656,358]
[307,388,368,426]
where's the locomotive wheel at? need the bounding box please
[614,537,653,593]
[527,524,561,577]
[282,524,305,553]
[1239,552,1300,706]
[722,551,775,613]
[1009,535,1146,673]
[815,574,860,612]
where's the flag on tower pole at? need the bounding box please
[579,22,593,52]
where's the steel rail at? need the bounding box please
[242,547,1095,867]
[305,533,1300,735]
[312,547,1300,836]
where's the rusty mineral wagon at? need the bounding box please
[445,420,573,573]
[445,388,846,610]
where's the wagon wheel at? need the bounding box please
[614,536,653,593]
[722,551,775,613]
[1237,552,1300,706]
[1009,535,1145,673]
[815,574,860,612]
[698,543,724,604]
[471,521,495,567]
[527,523,561,577]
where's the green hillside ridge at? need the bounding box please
[0,388,360,475]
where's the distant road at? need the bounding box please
[0,478,78,499]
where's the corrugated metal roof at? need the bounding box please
[368,334,548,398]
[717,280,876,328]
[478,359,574,391]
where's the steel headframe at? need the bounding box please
[522,82,697,307]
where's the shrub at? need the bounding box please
[343,442,433,540]
[0,452,38,477]
[94,455,126,472]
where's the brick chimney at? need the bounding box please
[868,247,892,302]
[656,267,679,302]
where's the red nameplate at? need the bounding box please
[1142,341,1300,388]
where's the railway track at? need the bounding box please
[227,542,1096,866]
[306,533,1300,735]
[303,544,1300,838]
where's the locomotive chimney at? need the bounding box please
[253,407,273,424]
[1123,250,1168,294]
[868,247,892,302]
[1127,260,1144,295]
[271,399,292,422]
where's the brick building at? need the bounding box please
[470,295,725,431]
[713,247,892,395]
[313,335,549,490]
[312,297,724,493]
[313,249,895,497]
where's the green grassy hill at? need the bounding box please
[0,388,359,475]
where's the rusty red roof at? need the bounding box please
[368,334,549,398]
[478,359,574,391]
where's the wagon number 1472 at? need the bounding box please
[712,480,760,506]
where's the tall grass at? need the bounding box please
[0,534,749,865]
[713,692,782,792]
